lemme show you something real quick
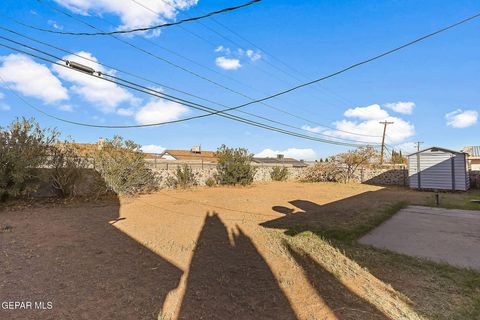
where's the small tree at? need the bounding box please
[270,166,289,181]
[335,147,378,182]
[0,118,56,201]
[93,136,157,195]
[46,142,87,198]
[215,145,256,186]
[166,164,196,189]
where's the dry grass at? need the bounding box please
[1,182,479,319]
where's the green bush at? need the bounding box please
[93,136,157,195]
[0,118,57,201]
[215,144,256,186]
[205,177,216,187]
[46,142,87,198]
[270,166,289,181]
[166,164,196,189]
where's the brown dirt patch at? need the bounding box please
[1,182,476,319]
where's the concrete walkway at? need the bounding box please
[359,205,480,270]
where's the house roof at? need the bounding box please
[408,146,466,157]
[463,146,480,158]
[162,150,218,162]
[252,157,307,167]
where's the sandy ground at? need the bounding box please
[360,205,480,270]
[0,182,428,320]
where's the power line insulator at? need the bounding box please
[66,60,96,74]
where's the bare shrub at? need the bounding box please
[302,159,342,182]
[166,164,196,189]
[270,166,289,181]
[215,145,256,186]
[46,142,87,198]
[0,118,57,201]
[303,147,379,183]
[93,136,157,195]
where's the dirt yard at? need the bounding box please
[1,182,479,319]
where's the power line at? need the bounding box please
[8,8,381,139]
[0,42,373,147]
[28,0,262,36]
[0,32,378,145]
[31,2,480,109]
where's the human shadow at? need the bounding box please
[287,244,388,320]
[0,193,183,320]
[178,213,297,320]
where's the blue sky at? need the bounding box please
[0,0,479,160]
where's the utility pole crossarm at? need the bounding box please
[379,121,394,164]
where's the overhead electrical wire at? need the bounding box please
[25,0,262,36]
[0,32,378,145]
[12,9,480,138]
[4,10,382,139]
[0,41,373,147]
[28,2,480,107]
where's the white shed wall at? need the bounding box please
[408,149,469,191]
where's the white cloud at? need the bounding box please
[48,19,63,30]
[0,54,68,104]
[246,49,262,62]
[344,104,389,120]
[215,56,242,70]
[53,51,139,113]
[445,109,478,128]
[255,148,317,161]
[319,103,415,145]
[54,0,198,37]
[384,101,415,115]
[215,45,230,54]
[395,142,418,155]
[142,144,166,154]
[116,107,135,116]
[58,104,73,112]
[301,125,324,133]
[135,98,188,124]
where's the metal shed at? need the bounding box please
[408,147,470,191]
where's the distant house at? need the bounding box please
[160,146,218,163]
[252,154,307,167]
[463,146,480,170]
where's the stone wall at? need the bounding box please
[153,165,307,188]
[359,168,408,186]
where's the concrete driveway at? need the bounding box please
[359,205,480,270]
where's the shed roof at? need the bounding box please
[463,146,480,158]
[408,146,466,157]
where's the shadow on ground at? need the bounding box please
[287,244,388,320]
[178,212,296,319]
[261,187,428,237]
[0,196,183,320]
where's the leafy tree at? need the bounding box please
[94,136,157,195]
[391,149,407,164]
[215,145,256,186]
[0,118,57,201]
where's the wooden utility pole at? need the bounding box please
[415,141,424,152]
[379,121,394,164]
